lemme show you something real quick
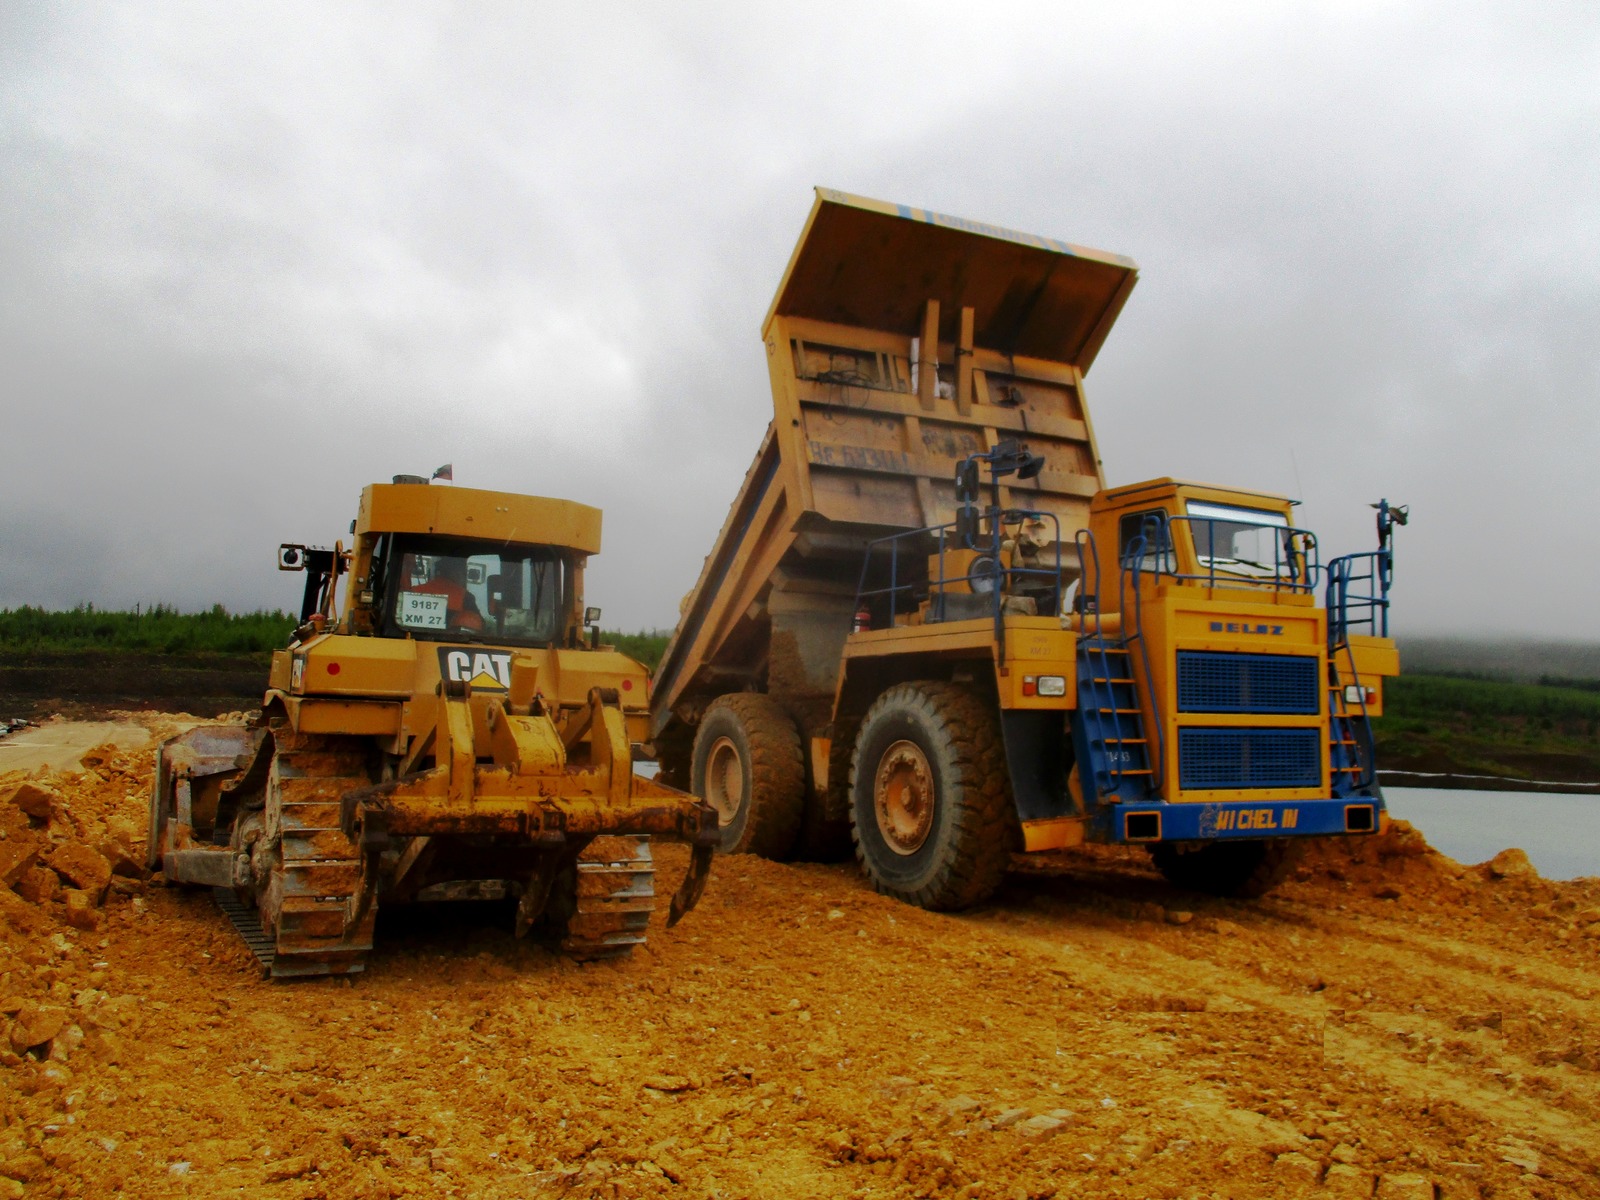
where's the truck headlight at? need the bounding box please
[1037,675,1067,697]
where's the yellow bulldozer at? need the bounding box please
[148,475,717,977]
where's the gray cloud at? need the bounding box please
[2,1,1596,638]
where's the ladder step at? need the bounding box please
[1104,737,1148,744]
[1096,708,1142,714]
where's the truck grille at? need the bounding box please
[1176,651,1320,715]
[1178,728,1322,790]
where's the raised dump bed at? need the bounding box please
[650,190,1138,830]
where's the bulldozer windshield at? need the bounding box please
[379,534,569,646]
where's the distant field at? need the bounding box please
[1374,674,1600,783]
[0,604,295,656]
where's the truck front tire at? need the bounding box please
[691,694,805,858]
[848,682,1015,911]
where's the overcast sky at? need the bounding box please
[2,1,1596,639]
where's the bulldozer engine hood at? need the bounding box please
[279,634,650,713]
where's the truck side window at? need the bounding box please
[1118,509,1173,574]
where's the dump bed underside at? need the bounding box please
[652,191,1138,740]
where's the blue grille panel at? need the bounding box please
[1179,728,1322,790]
[1177,652,1320,714]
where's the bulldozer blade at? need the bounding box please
[667,843,713,928]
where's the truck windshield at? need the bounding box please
[1185,501,1294,580]
[381,535,567,646]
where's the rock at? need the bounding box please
[97,837,145,880]
[1017,1115,1066,1139]
[880,1075,918,1096]
[43,845,111,900]
[1330,1142,1360,1164]
[642,1075,696,1093]
[1376,1173,1436,1199]
[7,783,57,823]
[46,1024,83,1063]
[991,1107,1031,1129]
[1498,1144,1540,1174]
[0,842,39,888]
[1272,1151,1322,1181]
[944,1094,982,1116]
[9,1003,68,1054]
[1165,910,1194,925]
[1373,884,1404,900]
[63,890,102,931]
[265,1156,315,1182]
[1324,1164,1376,1198]
[13,866,59,905]
[1453,1011,1501,1032]
[1485,849,1536,880]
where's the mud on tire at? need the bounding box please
[848,682,1015,911]
[1148,838,1301,899]
[691,694,805,858]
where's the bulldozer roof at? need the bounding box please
[356,483,602,553]
[765,188,1139,372]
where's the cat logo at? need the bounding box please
[436,647,514,692]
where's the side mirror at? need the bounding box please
[955,507,980,547]
[278,544,308,572]
[1016,453,1045,481]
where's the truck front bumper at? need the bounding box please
[1106,796,1383,844]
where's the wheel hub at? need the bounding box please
[874,739,934,855]
[704,736,744,825]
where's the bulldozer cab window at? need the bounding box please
[386,536,567,646]
[1118,509,1174,575]
[1184,501,1293,580]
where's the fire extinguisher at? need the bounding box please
[852,605,871,633]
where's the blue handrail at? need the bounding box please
[1325,550,1392,648]
[852,510,1066,652]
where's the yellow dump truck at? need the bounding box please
[149,478,716,976]
[650,190,1404,908]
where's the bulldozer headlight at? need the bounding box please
[584,606,602,625]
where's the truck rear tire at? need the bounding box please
[1148,838,1299,899]
[848,682,1015,911]
[692,694,805,858]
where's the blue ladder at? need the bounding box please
[1073,637,1155,806]
[1327,681,1374,798]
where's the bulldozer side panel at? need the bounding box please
[278,696,401,737]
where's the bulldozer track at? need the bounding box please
[557,836,656,962]
[213,886,275,973]
[261,734,374,977]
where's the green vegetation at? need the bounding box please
[0,605,676,669]
[0,604,295,656]
[604,630,672,670]
[1375,673,1600,782]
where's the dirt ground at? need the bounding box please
[2,715,1598,1200]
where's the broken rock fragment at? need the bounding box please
[8,1003,68,1055]
[43,844,111,901]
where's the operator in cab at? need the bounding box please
[409,556,485,632]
